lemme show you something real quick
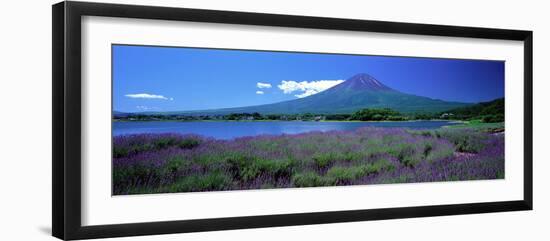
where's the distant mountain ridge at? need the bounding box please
[118,73,472,115]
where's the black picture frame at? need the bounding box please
[52,1,533,240]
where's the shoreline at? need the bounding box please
[113,119,465,123]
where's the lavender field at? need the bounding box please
[112,126,504,195]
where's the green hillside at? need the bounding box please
[441,98,504,122]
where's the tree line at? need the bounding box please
[115,108,422,122]
[114,99,505,123]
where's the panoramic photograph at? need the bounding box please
[112,45,505,195]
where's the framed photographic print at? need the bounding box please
[52,1,533,240]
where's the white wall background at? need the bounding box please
[0,0,547,240]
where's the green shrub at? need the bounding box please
[425,147,454,163]
[326,167,359,182]
[152,136,201,150]
[259,158,294,179]
[325,161,391,184]
[350,108,402,121]
[401,156,420,167]
[113,144,154,158]
[292,172,331,187]
[372,158,396,172]
[113,136,200,159]
[435,129,487,153]
[326,166,365,183]
[423,142,433,157]
[164,172,232,192]
[380,174,412,184]
[226,154,294,181]
[162,156,189,174]
[343,152,364,162]
[112,163,159,188]
[178,138,201,149]
[312,152,339,168]
[482,114,504,123]
[225,154,258,181]
[387,143,421,167]
[153,137,178,149]
[113,147,129,158]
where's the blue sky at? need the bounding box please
[113,45,504,112]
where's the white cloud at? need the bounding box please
[278,79,344,98]
[125,93,171,100]
[256,90,264,95]
[257,82,272,89]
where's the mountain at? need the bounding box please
[119,73,472,116]
[175,73,470,115]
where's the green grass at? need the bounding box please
[226,155,294,181]
[445,121,504,133]
[161,172,233,193]
[292,172,331,187]
[325,165,376,183]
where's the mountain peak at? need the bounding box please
[350,73,375,80]
[330,73,393,92]
[164,72,469,115]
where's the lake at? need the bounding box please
[113,120,460,140]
